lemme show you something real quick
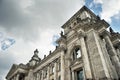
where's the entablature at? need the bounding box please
[111,33,120,47]
[6,67,28,80]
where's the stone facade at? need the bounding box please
[6,6,120,80]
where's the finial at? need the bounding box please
[97,15,100,20]
[49,50,51,54]
[34,49,39,54]
[76,17,81,23]
[44,55,46,58]
[60,31,63,36]
[56,46,58,49]
[109,27,114,33]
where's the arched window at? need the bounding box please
[72,47,81,60]
[52,66,55,73]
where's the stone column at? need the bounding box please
[16,74,19,80]
[78,32,92,79]
[13,75,15,80]
[116,48,120,61]
[37,72,40,80]
[14,76,16,80]
[67,58,72,80]
[71,71,75,80]
[61,50,65,80]
[104,35,120,77]
[41,70,44,80]
[11,77,14,80]
[102,39,118,79]
[47,66,50,80]
[54,62,57,80]
[93,32,112,79]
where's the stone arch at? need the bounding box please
[68,45,82,61]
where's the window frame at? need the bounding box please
[72,47,82,61]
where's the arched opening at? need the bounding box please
[19,73,25,80]
[72,47,81,60]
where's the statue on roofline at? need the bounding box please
[34,49,39,54]
[109,27,115,34]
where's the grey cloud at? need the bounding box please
[0,51,15,79]
[0,0,30,28]
[0,0,84,42]
[28,0,84,26]
[0,0,84,79]
[0,0,40,42]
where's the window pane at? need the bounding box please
[52,66,55,73]
[76,49,81,58]
[77,70,84,80]
[58,76,61,80]
[72,47,81,60]
[73,51,75,60]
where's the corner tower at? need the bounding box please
[6,6,120,80]
[60,6,120,80]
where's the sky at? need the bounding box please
[0,0,120,80]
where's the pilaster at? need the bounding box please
[101,39,118,79]
[16,74,19,80]
[104,35,120,78]
[78,31,92,79]
[47,66,50,80]
[93,31,111,79]
[71,71,75,80]
[54,62,57,80]
[37,72,40,80]
[41,70,44,80]
[61,50,65,80]
[67,58,72,80]
[116,48,120,61]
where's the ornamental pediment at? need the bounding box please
[6,64,18,79]
[62,6,97,29]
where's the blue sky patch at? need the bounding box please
[110,16,120,32]
[85,0,120,32]
[52,35,60,46]
[85,0,102,16]
[0,32,15,51]
[1,38,15,50]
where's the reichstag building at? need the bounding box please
[6,6,120,80]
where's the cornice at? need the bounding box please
[110,33,120,47]
[33,48,62,72]
[62,6,97,29]
[99,30,111,38]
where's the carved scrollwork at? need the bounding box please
[78,31,86,39]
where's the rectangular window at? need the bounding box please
[58,62,61,71]
[77,69,84,80]
[58,76,61,80]
[51,66,55,74]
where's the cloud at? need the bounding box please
[0,51,15,80]
[93,0,103,4]
[1,0,120,79]
[97,0,120,23]
[52,34,60,46]
[92,0,120,23]
[0,0,119,80]
[85,0,102,15]
[0,0,85,79]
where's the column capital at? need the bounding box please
[78,31,86,39]
[53,58,59,63]
[16,74,19,80]
[99,30,111,38]
[58,46,67,54]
